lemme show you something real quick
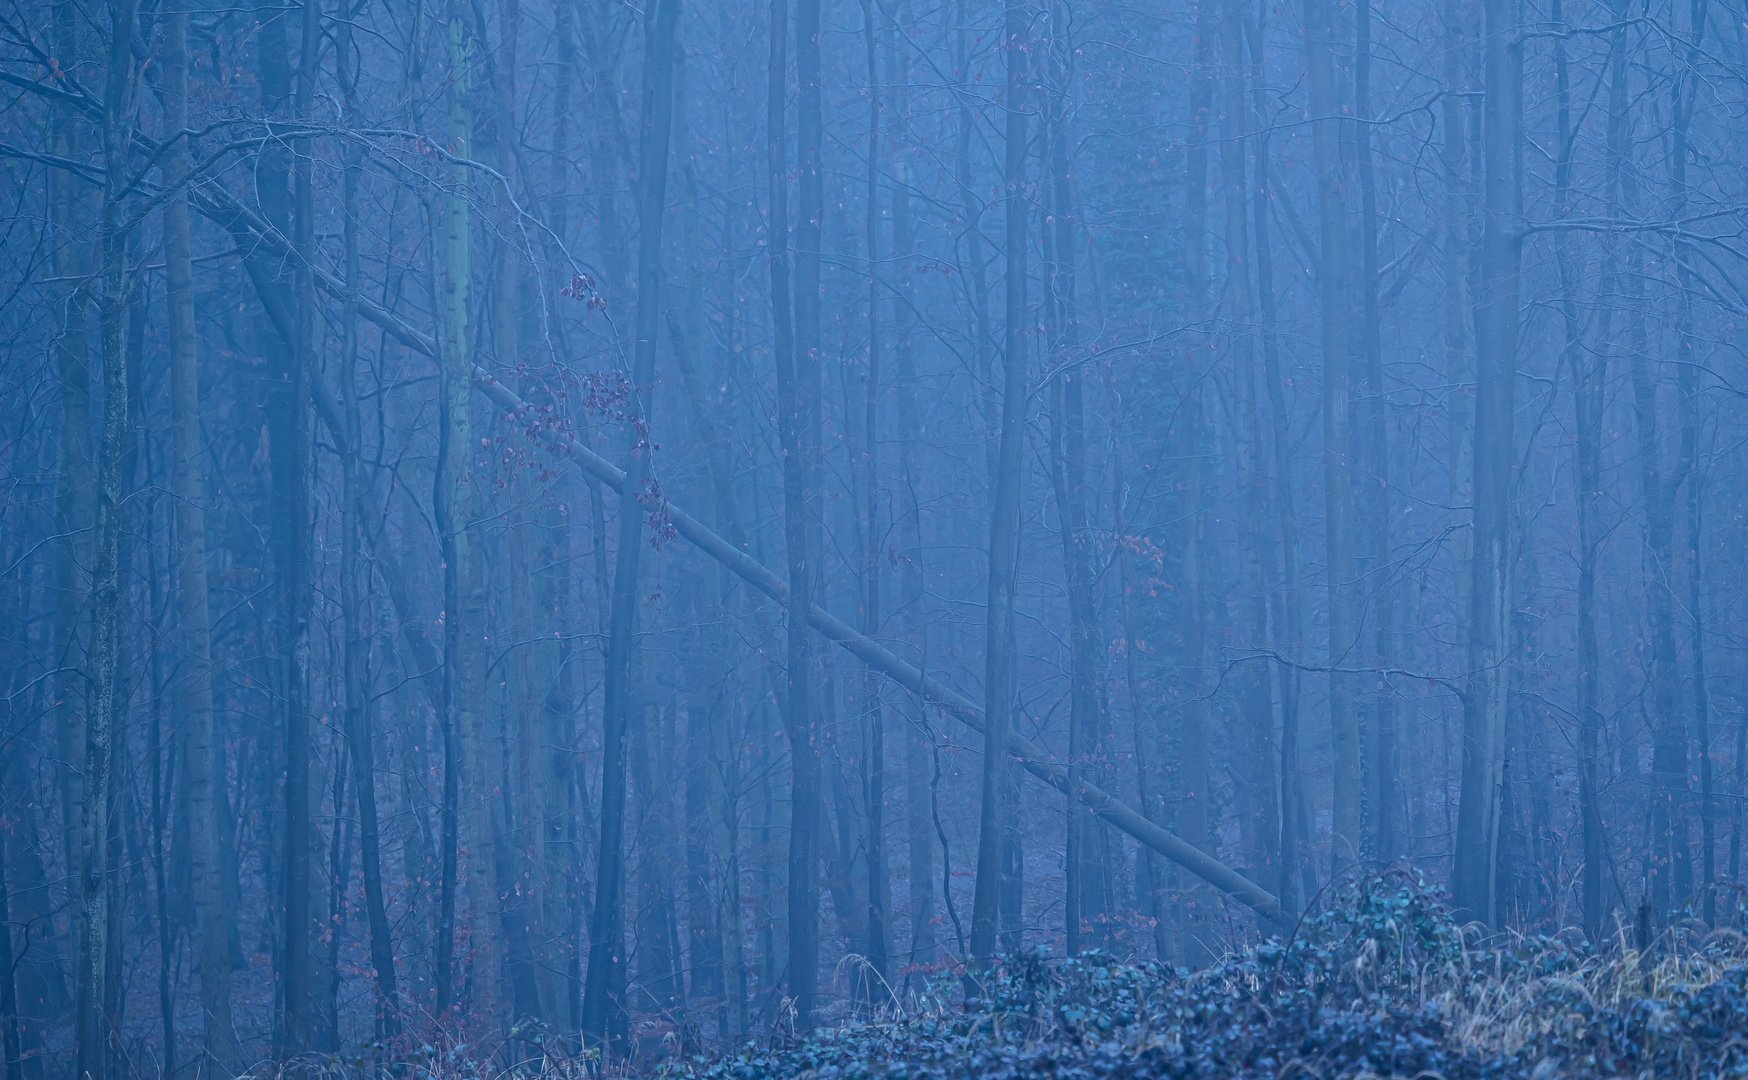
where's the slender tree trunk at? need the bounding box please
[1451,0,1522,925]
[1170,0,1217,964]
[1303,0,1361,876]
[1553,0,1607,943]
[50,0,94,963]
[1108,382,1169,958]
[1247,7,1311,914]
[0,825,20,1080]
[762,0,822,1030]
[858,0,891,996]
[149,615,173,1080]
[335,8,401,1032]
[1442,0,1474,749]
[788,0,827,1025]
[77,5,136,1074]
[667,45,730,1030]
[968,0,1030,975]
[1041,7,1109,955]
[631,695,684,1023]
[277,0,321,1049]
[1632,313,1693,916]
[1670,0,1710,924]
[543,0,586,1033]
[1220,0,1277,891]
[160,10,244,1068]
[953,1,998,484]
[581,0,679,1048]
[886,13,935,971]
[434,0,479,1029]
[1354,0,1396,866]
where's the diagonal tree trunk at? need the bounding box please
[205,174,1294,932]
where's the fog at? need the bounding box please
[1,0,1746,1069]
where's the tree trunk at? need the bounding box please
[1442,0,1474,721]
[160,10,244,1068]
[1246,7,1312,915]
[789,0,827,1025]
[434,0,486,1033]
[581,0,679,1049]
[77,5,136,1074]
[50,0,95,964]
[223,173,1292,931]
[858,0,891,997]
[1670,0,1710,924]
[886,11,935,971]
[1169,0,1218,964]
[1220,0,1277,891]
[1354,0,1396,866]
[1043,6,1108,955]
[1553,0,1607,943]
[335,6,401,1031]
[968,0,1030,974]
[763,0,822,1030]
[276,0,322,1050]
[0,824,20,1080]
[1450,0,1521,925]
[669,48,733,1029]
[631,695,684,1024]
[1304,0,1361,877]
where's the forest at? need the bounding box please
[2,0,1748,1070]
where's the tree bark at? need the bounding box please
[886,11,935,971]
[969,0,1031,974]
[1553,0,1607,943]
[434,0,493,1035]
[1303,0,1361,877]
[1451,0,1521,925]
[277,0,322,1049]
[581,0,679,1048]
[764,0,817,1029]
[1247,7,1313,915]
[788,0,827,1025]
[1442,0,1474,709]
[1354,0,1397,866]
[159,10,245,1069]
[1223,0,1278,890]
[50,0,95,961]
[858,0,891,996]
[1670,0,1709,924]
[77,4,135,1074]
[336,4,401,1032]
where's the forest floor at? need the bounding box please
[651,875,1748,1080]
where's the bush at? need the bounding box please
[666,875,1748,1080]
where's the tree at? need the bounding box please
[1451,0,1522,926]
[969,0,1030,976]
[581,0,680,1047]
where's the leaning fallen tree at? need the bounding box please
[190,167,1289,931]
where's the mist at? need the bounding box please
[1,0,1746,1070]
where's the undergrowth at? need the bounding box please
[662,874,1748,1080]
